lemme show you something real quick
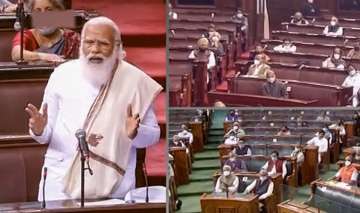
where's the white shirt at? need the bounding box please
[214,175,239,193]
[273,44,297,53]
[307,136,328,162]
[323,26,343,36]
[31,60,160,200]
[262,160,287,179]
[177,130,193,144]
[188,50,216,70]
[224,136,238,145]
[245,179,274,200]
[290,149,305,165]
[342,73,360,107]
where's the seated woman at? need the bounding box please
[322,48,346,70]
[11,0,80,63]
[342,65,360,107]
[0,0,17,13]
[290,12,309,25]
[214,165,239,194]
[323,16,343,36]
[333,156,358,186]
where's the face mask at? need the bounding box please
[38,26,58,36]
[271,156,277,161]
[330,21,336,26]
[254,59,260,65]
[223,171,230,176]
[308,0,313,3]
[350,70,356,76]
[230,157,235,161]
[345,160,351,166]
[333,54,340,60]
[230,136,235,140]
[294,147,300,152]
[268,77,276,83]
[233,126,239,130]
[237,13,243,18]
[260,176,267,181]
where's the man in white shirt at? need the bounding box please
[177,124,193,144]
[215,165,239,194]
[342,65,360,107]
[262,151,287,179]
[323,16,343,36]
[244,169,274,201]
[307,130,328,163]
[25,17,162,200]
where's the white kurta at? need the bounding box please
[31,59,160,201]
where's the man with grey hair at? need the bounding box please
[25,16,163,200]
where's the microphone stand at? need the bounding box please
[16,0,27,65]
[142,163,149,203]
[78,141,93,207]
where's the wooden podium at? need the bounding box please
[0,200,166,213]
[200,193,259,213]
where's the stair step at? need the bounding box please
[194,151,219,160]
[178,181,214,196]
[176,195,202,213]
[192,159,220,170]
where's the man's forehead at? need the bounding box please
[84,24,115,40]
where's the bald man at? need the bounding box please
[262,70,288,98]
[25,17,163,200]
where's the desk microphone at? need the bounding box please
[42,167,47,209]
[142,163,149,203]
[75,129,90,159]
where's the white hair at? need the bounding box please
[81,16,121,45]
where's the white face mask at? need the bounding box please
[345,160,351,166]
[308,0,313,3]
[237,13,243,18]
[230,136,235,140]
[230,157,236,161]
[334,54,340,60]
[271,156,277,161]
[254,59,260,65]
[223,171,230,176]
[260,176,267,181]
[268,77,276,83]
[350,70,356,76]
[233,126,239,130]
[330,21,337,26]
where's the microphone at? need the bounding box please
[42,167,47,209]
[142,163,149,203]
[75,129,90,159]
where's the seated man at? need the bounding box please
[177,124,193,144]
[307,130,329,163]
[224,152,248,172]
[322,47,346,70]
[342,64,360,107]
[316,111,331,122]
[188,37,216,85]
[262,70,288,98]
[232,139,252,156]
[290,144,305,167]
[323,16,343,36]
[333,156,358,186]
[262,151,287,179]
[347,42,360,60]
[225,109,239,122]
[214,165,239,194]
[246,54,271,78]
[277,125,291,136]
[249,44,271,62]
[302,0,320,17]
[290,12,309,25]
[0,0,16,13]
[244,169,274,203]
[224,122,246,138]
[170,135,186,148]
[11,0,80,63]
[273,39,297,53]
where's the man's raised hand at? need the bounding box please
[25,103,48,136]
[126,104,140,139]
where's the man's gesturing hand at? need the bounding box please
[25,103,48,136]
[126,104,140,139]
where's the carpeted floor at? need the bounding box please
[176,111,339,213]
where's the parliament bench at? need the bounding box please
[272,30,358,47]
[169,146,190,186]
[308,180,360,212]
[282,22,360,37]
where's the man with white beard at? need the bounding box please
[25,16,163,201]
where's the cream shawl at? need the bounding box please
[62,60,163,199]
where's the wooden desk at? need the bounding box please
[169,147,190,186]
[283,22,360,37]
[0,200,165,213]
[278,200,325,213]
[200,193,259,213]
